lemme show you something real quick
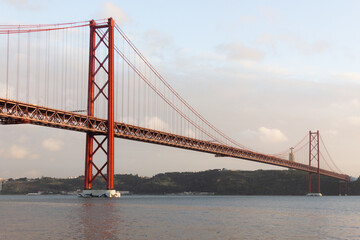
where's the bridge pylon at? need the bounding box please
[307,130,321,196]
[80,18,119,198]
[338,180,348,196]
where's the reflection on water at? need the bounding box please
[0,195,360,240]
[79,201,122,239]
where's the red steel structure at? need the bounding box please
[0,98,350,182]
[85,18,115,190]
[308,130,320,193]
[0,18,351,192]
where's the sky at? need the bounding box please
[1,0,360,179]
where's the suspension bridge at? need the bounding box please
[0,18,350,197]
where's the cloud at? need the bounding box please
[279,35,330,55]
[17,135,28,143]
[3,0,40,10]
[185,128,196,138]
[351,99,360,107]
[9,145,30,159]
[333,72,360,83]
[259,6,280,20]
[238,15,254,24]
[4,0,28,6]
[0,83,15,99]
[42,138,64,151]
[29,154,40,160]
[255,34,330,55]
[258,127,287,143]
[216,42,265,62]
[325,129,338,137]
[255,34,274,45]
[330,98,360,110]
[100,2,131,25]
[295,40,330,55]
[142,30,173,58]
[146,117,168,131]
[347,116,360,126]
[239,129,258,139]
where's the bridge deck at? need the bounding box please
[0,98,349,181]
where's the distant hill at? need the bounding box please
[2,169,360,195]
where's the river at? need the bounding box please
[0,195,359,239]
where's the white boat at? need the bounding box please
[78,189,121,198]
[27,192,40,196]
[306,193,322,197]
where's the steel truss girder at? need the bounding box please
[0,97,349,182]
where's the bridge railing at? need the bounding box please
[0,97,349,182]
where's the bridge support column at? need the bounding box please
[82,18,119,198]
[338,181,348,196]
[307,130,322,196]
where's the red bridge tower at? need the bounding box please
[308,130,321,196]
[80,18,119,198]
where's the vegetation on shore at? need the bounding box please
[2,169,359,195]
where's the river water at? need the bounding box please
[0,195,359,240]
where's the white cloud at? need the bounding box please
[29,154,39,160]
[9,145,30,159]
[0,83,15,99]
[295,40,330,55]
[258,127,287,143]
[351,99,360,107]
[184,128,196,138]
[238,15,254,24]
[146,117,168,131]
[348,116,360,126]
[3,0,40,10]
[100,2,131,25]
[333,72,360,83]
[239,129,258,139]
[216,42,265,62]
[17,135,28,143]
[4,0,29,6]
[42,138,64,151]
[330,98,360,110]
[143,30,173,58]
[259,6,280,21]
[280,35,330,55]
[256,34,330,55]
[255,34,274,45]
[325,129,338,137]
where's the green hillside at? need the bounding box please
[2,169,358,195]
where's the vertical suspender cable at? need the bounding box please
[44,31,48,106]
[122,38,124,122]
[54,29,58,108]
[133,51,135,125]
[16,26,20,101]
[26,32,30,103]
[64,30,68,109]
[48,31,51,107]
[138,58,140,126]
[115,32,118,120]
[127,46,130,124]
[6,31,9,99]
[36,26,40,105]
[80,27,85,110]
[143,62,146,127]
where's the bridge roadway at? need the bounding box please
[0,98,350,181]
